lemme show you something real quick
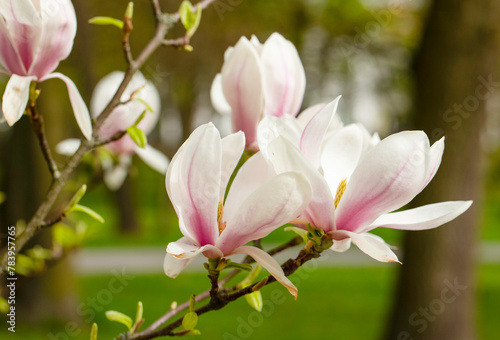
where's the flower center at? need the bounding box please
[334,178,348,209]
[217,201,226,236]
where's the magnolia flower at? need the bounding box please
[0,0,91,139]
[211,33,306,149]
[163,123,313,298]
[57,71,169,190]
[262,98,472,263]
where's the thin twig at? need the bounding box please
[28,104,60,179]
[162,35,190,48]
[93,130,127,148]
[150,0,162,21]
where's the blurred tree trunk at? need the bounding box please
[385,0,500,339]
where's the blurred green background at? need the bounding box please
[1,0,499,339]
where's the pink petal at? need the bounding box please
[221,36,263,147]
[29,0,77,78]
[42,72,92,140]
[2,74,33,125]
[268,136,335,232]
[299,96,341,168]
[232,246,297,299]
[165,123,221,246]
[218,171,312,254]
[362,201,473,233]
[335,131,443,233]
[167,237,224,259]
[261,33,305,118]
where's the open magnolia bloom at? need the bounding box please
[0,0,91,140]
[262,98,472,263]
[163,123,313,298]
[56,71,169,190]
[211,32,306,149]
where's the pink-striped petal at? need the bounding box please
[42,72,92,140]
[335,131,443,233]
[232,246,297,299]
[165,123,220,246]
[362,201,473,233]
[261,33,305,118]
[221,36,263,147]
[299,96,341,168]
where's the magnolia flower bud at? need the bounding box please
[211,33,306,149]
[91,71,161,155]
[0,0,92,140]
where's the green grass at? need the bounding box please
[3,265,499,340]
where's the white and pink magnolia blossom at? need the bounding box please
[261,97,472,263]
[56,71,169,190]
[0,0,91,139]
[211,32,306,149]
[163,123,313,298]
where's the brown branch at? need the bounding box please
[28,104,60,179]
[162,35,190,48]
[142,237,303,333]
[150,0,162,21]
[93,130,127,148]
[129,240,325,340]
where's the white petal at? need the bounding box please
[332,231,400,263]
[232,246,297,299]
[210,74,232,116]
[261,33,305,117]
[220,131,245,200]
[321,124,369,194]
[43,73,92,140]
[335,131,443,233]
[299,96,341,168]
[223,151,275,221]
[163,252,192,278]
[363,201,473,233]
[165,123,221,246]
[221,36,264,147]
[2,75,33,126]
[135,144,170,174]
[167,237,224,259]
[218,171,312,253]
[330,237,352,253]
[268,136,335,232]
[257,115,302,160]
[103,155,131,191]
[55,138,81,156]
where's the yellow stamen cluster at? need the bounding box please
[217,201,226,235]
[334,178,348,209]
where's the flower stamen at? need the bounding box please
[217,201,226,235]
[334,178,348,209]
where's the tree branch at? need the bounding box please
[28,104,60,179]
[129,240,325,340]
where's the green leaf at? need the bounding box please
[0,192,5,205]
[284,226,309,243]
[179,1,202,37]
[67,184,87,211]
[182,312,198,331]
[126,126,147,149]
[187,329,201,335]
[90,323,98,340]
[244,290,263,312]
[26,245,52,260]
[134,301,143,326]
[125,2,134,20]
[134,98,154,113]
[88,16,124,29]
[69,204,105,223]
[105,311,133,330]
